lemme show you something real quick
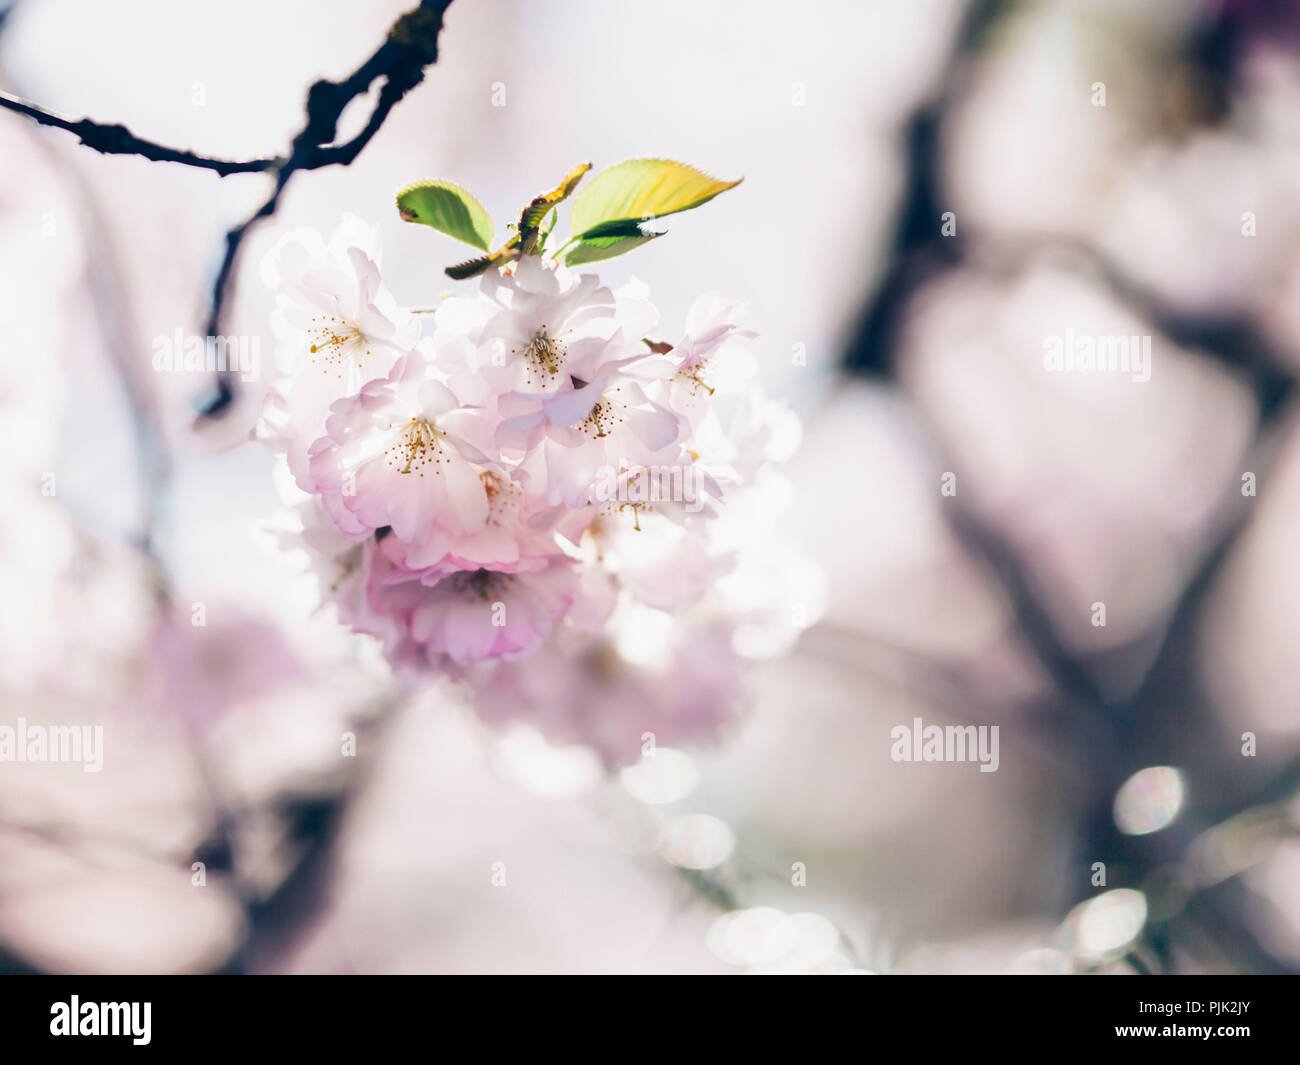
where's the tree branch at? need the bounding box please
[2,1,456,419]
[0,89,282,175]
[200,0,454,380]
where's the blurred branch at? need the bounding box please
[798,621,1044,726]
[1184,880,1292,975]
[837,0,1299,974]
[675,866,741,912]
[6,119,175,572]
[841,0,1296,732]
[218,696,404,973]
[840,0,1003,379]
[945,506,1110,710]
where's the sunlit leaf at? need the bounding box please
[564,219,664,266]
[396,180,494,251]
[569,159,741,239]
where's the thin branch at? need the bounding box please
[0,89,282,176]
[200,0,454,362]
[4,1,456,418]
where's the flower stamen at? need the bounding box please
[514,325,566,385]
[385,417,447,476]
[307,315,373,380]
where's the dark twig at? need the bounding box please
[2,1,456,418]
[0,89,282,176]
[199,0,454,415]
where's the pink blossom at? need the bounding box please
[504,376,685,508]
[471,618,744,768]
[308,351,493,546]
[258,216,419,488]
[362,543,581,668]
[257,232,814,766]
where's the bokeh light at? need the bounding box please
[1064,889,1148,963]
[659,813,735,870]
[1114,766,1186,836]
[619,748,699,805]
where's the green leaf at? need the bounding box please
[563,218,664,266]
[569,159,741,239]
[396,180,494,251]
[565,232,663,266]
[575,217,662,240]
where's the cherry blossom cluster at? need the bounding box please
[258,216,810,765]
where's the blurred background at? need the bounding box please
[2,0,1300,974]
